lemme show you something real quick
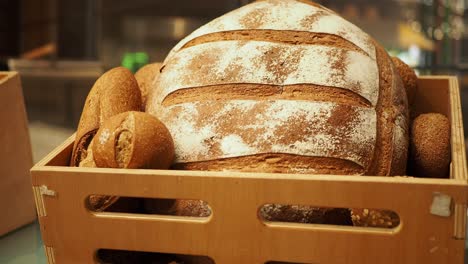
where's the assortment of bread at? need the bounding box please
[71,67,174,211]
[68,0,451,262]
[71,67,142,168]
[71,67,143,211]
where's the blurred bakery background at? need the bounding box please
[0,0,467,263]
[1,0,467,129]
[1,0,467,128]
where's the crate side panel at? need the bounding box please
[0,72,36,235]
[414,77,451,117]
[32,169,467,264]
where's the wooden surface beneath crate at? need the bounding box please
[0,72,36,236]
[31,76,468,264]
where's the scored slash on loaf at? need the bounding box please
[156,41,379,106]
[147,0,409,176]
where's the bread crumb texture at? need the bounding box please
[115,113,135,168]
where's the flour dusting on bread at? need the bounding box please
[147,0,408,175]
[156,41,379,108]
[162,100,376,169]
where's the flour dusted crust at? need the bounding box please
[161,100,376,173]
[147,0,409,176]
[155,41,379,107]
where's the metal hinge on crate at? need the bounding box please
[32,185,56,217]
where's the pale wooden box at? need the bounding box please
[31,76,468,264]
[0,72,36,236]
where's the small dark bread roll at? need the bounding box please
[169,200,212,217]
[261,205,352,225]
[410,113,451,178]
[392,57,417,106]
[351,209,400,228]
[135,63,161,111]
[93,111,175,169]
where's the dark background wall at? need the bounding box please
[0,0,20,69]
[0,0,19,56]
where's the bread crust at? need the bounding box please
[148,1,409,176]
[135,63,161,111]
[392,57,417,106]
[367,43,409,176]
[410,113,450,178]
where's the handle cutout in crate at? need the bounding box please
[86,196,212,218]
[96,249,214,264]
[259,204,400,229]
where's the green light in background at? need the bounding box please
[122,52,150,73]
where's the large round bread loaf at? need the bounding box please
[147,0,409,176]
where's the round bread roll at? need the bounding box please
[91,111,175,213]
[146,0,409,225]
[410,113,450,178]
[135,63,161,111]
[146,0,409,226]
[93,111,175,169]
[392,57,417,106]
[148,0,409,177]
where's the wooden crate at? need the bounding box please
[31,76,468,264]
[0,72,36,235]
